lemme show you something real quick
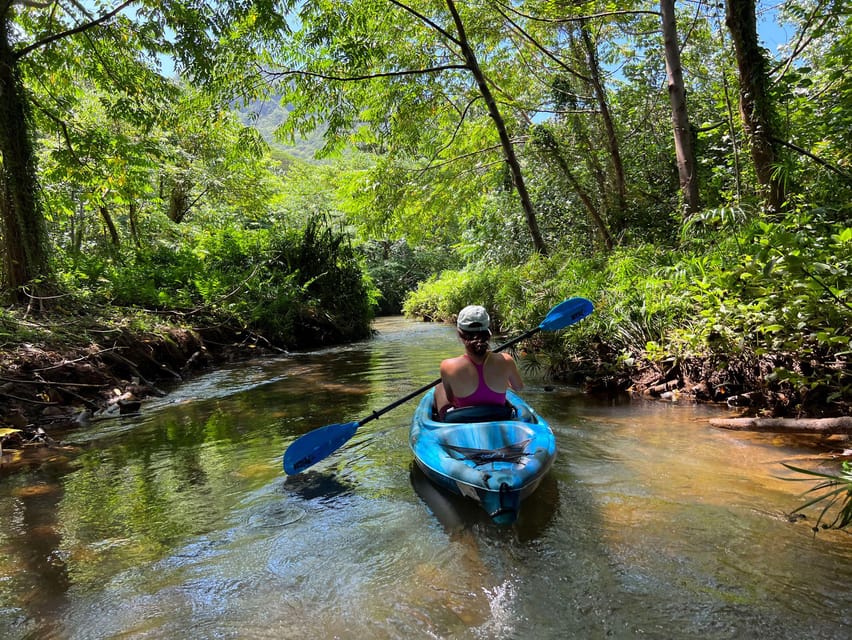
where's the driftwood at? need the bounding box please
[709,416,852,434]
[644,379,678,395]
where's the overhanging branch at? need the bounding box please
[388,0,462,47]
[27,95,87,167]
[493,3,590,84]
[771,136,852,183]
[263,64,469,83]
[15,0,136,59]
[491,1,660,24]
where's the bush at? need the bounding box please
[59,217,375,348]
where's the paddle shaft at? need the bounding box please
[355,325,541,428]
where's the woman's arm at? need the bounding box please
[502,353,524,391]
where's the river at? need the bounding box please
[1,316,849,639]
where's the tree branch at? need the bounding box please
[425,95,482,165]
[710,416,852,434]
[27,95,88,167]
[15,0,136,60]
[178,185,211,222]
[770,136,852,183]
[493,2,590,83]
[418,143,504,172]
[770,0,830,79]
[264,64,469,83]
[765,240,852,313]
[491,1,659,23]
[388,0,462,47]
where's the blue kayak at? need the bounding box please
[410,388,556,525]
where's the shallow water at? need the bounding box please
[1,317,849,639]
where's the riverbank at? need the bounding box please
[0,307,289,466]
[558,343,850,420]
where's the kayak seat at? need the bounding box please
[441,403,516,424]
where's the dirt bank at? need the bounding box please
[0,310,282,467]
[561,347,850,419]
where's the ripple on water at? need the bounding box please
[245,502,306,530]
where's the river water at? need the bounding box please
[1,317,849,639]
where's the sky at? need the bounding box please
[757,0,795,56]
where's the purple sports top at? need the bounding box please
[453,354,507,407]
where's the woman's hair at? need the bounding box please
[459,330,490,357]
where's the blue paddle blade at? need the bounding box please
[283,421,359,475]
[539,297,594,331]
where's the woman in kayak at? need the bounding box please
[434,305,524,421]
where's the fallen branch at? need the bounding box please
[0,391,59,406]
[645,379,678,395]
[0,376,107,388]
[710,416,852,434]
[32,346,124,371]
[100,349,150,384]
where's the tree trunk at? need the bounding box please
[168,181,189,223]
[128,201,141,248]
[534,128,614,250]
[725,0,786,212]
[0,11,52,299]
[445,0,548,255]
[580,27,627,218]
[99,204,120,246]
[555,153,614,251]
[660,0,700,214]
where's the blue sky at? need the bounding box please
[758,1,794,56]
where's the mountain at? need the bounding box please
[238,98,328,164]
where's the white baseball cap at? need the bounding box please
[456,305,491,332]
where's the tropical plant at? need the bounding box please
[782,462,852,531]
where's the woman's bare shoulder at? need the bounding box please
[441,355,467,370]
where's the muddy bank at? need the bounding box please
[0,316,283,464]
[562,349,850,419]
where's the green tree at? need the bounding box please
[725,0,786,211]
[0,0,289,301]
[266,0,549,253]
[36,85,282,263]
[773,0,852,206]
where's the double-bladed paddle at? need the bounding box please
[283,296,594,475]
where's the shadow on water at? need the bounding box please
[282,469,355,503]
[409,462,559,542]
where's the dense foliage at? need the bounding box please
[80,217,374,346]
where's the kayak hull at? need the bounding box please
[410,388,556,525]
